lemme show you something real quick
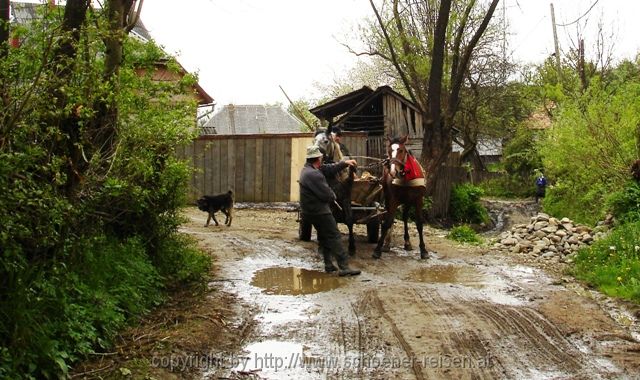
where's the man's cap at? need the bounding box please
[332,126,343,136]
[306,145,323,159]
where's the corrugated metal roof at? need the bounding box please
[202,105,304,135]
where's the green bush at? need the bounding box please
[573,221,640,303]
[0,237,165,378]
[606,181,640,223]
[155,233,211,284]
[450,184,489,224]
[538,75,640,223]
[0,13,211,378]
[479,175,536,198]
[446,225,483,244]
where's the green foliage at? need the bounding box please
[446,225,483,244]
[450,184,489,224]
[573,221,640,303]
[0,7,210,379]
[502,127,543,178]
[539,74,640,224]
[0,237,164,378]
[154,234,211,284]
[477,125,543,198]
[606,181,640,223]
[478,175,535,198]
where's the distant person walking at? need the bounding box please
[299,145,361,276]
[535,173,547,203]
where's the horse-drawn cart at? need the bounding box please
[297,174,385,243]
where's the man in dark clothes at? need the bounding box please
[535,173,547,203]
[299,145,361,276]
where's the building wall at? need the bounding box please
[382,94,424,159]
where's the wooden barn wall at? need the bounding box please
[382,94,424,159]
[176,132,368,203]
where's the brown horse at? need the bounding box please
[373,135,430,259]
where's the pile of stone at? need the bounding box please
[494,213,610,262]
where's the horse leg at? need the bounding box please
[374,203,397,259]
[415,200,429,259]
[344,201,355,256]
[383,222,392,252]
[402,205,412,251]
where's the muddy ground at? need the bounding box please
[74,202,640,380]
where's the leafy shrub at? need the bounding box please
[446,225,483,244]
[0,237,164,378]
[606,181,640,223]
[538,75,640,223]
[154,234,211,284]
[450,184,489,224]
[573,221,640,303]
[479,175,536,198]
[502,127,543,178]
[0,14,211,379]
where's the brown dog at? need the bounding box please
[196,190,234,227]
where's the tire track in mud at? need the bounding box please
[375,283,612,379]
[372,290,425,380]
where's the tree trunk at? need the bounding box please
[421,0,452,194]
[51,0,90,195]
[1,0,10,107]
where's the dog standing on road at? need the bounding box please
[196,190,234,227]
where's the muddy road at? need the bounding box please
[178,205,640,380]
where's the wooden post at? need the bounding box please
[550,3,562,80]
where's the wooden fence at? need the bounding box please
[177,132,368,202]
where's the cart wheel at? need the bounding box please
[366,220,380,243]
[299,217,312,241]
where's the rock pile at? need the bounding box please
[494,213,610,262]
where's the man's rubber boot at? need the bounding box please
[325,264,338,273]
[338,267,361,276]
[324,253,337,273]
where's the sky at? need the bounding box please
[140,0,640,107]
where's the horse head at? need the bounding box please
[314,129,343,163]
[386,135,409,178]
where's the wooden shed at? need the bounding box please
[309,86,424,160]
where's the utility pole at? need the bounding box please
[550,3,562,79]
[501,0,506,80]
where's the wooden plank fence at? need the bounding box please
[177,132,369,202]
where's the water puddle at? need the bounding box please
[407,265,486,288]
[251,267,344,295]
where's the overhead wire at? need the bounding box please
[555,0,600,27]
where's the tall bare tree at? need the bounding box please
[365,0,499,192]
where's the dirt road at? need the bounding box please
[176,205,640,380]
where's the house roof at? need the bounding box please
[203,105,303,135]
[310,85,422,135]
[452,137,502,156]
[309,86,375,120]
[10,2,50,24]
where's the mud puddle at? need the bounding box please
[406,265,487,288]
[251,267,345,295]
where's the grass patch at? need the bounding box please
[446,225,483,245]
[572,221,640,303]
